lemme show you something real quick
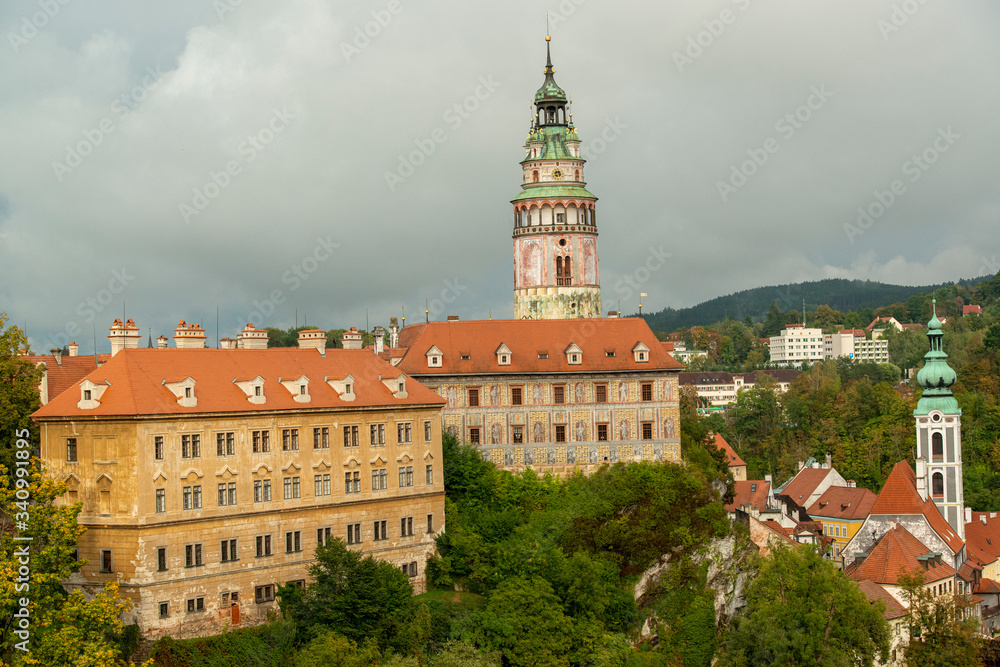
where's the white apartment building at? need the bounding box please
[769,325,825,367]
[824,329,890,363]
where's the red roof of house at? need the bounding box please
[869,461,964,553]
[963,305,983,315]
[660,341,675,352]
[780,467,836,505]
[847,524,957,585]
[855,580,908,620]
[976,578,1000,595]
[966,511,1000,569]
[394,318,684,375]
[712,433,745,468]
[807,486,878,521]
[725,480,770,513]
[760,519,796,543]
[23,353,111,402]
[32,348,444,419]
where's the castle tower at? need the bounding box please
[512,35,601,320]
[914,299,964,540]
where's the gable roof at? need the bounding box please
[712,433,745,468]
[869,461,964,554]
[780,467,836,505]
[807,486,878,521]
[855,580,908,620]
[394,318,683,375]
[23,353,111,402]
[966,511,1000,568]
[32,348,444,419]
[725,480,770,513]
[846,523,957,586]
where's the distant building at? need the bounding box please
[679,369,799,412]
[823,329,890,363]
[712,433,746,481]
[659,340,708,363]
[866,316,903,332]
[775,456,846,510]
[962,304,983,316]
[806,485,877,565]
[768,324,825,367]
[771,323,890,367]
[22,341,109,405]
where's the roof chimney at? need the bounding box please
[447,315,460,321]
[341,327,364,350]
[108,318,141,356]
[219,337,238,350]
[373,326,385,355]
[825,453,832,469]
[965,507,972,525]
[389,317,399,349]
[846,480,856,488]
[916,458,928,501]
[798,460,804,471]
[607,310,619,319]
[157,335,169,349]
[238,323,268,350]
[173,320,207,349]
[297,329,327,354]
[49,348,62,366]
[67,342,79,357]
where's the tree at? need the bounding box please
[898,569,983,667]
[279,538,414,645]
[0,314,44,484]
[719,546,890,667]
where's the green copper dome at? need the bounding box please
[914,299,961,416]
[535,37,567,104]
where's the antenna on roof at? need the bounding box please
[489,307,492,321]
[401,305,405,327]
[802,298,806,326]
[93,322,98,361]
[425,298,429,323]
[366,308,369,333]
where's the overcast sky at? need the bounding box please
[2,1,998,353]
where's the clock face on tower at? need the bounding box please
[551,168,563,181]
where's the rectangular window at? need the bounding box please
[217,432,235,456]
[371,469,387,491]
[157,547,167,572]
[642,422,653,440]
[285,531,301,553]
[184,543,203,567]
[255,535,272,557]
[187,597,205,613]
[282,428,299,451]
[159,602,169,618]
[155,488,166,513]
[346,471,361,494]
[253,479,272,503]
[313,426,329,449]
[424,421,432,442]
[193,485,202,509]
[183,486,192,510]
[181,434,192,458]
[553,386,565,404]
[153,436,163,460]
[346,523,361,545]
[317,526,332,546]
[425,464,434,485]
[468,388,479,407]
[100,549,112,573]
[314,474,331,497]
[397,423,412,444]
[641,383,653,402]
[512,426,523,444]
[399,466,413,488]
[343,425,359,447]
[400,516,414,537]
[595,385,607,403]
[252,430,270,453]
[370,424,386,446]
[511,387,523,405]
[221,538,238,562]
[469,427,480,445]
[427,514,434,534]
[228,482,237,505]
[555,425,566,443]
[374,520,388,541]
[255,585,274,604]
[283,476,301,500]
[218,483,227,506]
[597,424,609,442]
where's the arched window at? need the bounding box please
[564,257,572,284]
[932,472,944,497]
[932,432,943,461]
[532,170,539,183]
[555,257,564,285]
[574,169,580,181]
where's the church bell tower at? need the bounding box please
[512,35,601,320]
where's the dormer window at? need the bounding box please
[299,385,306,395]
[163,377,197,407]
[495,343,512,366]
[84,390,92,401]
[564,343,583,365]
[326,375,355,401]
[381,375,407,399]
[632,342,650,363]
[185,387,192,399]
[426,346,443,369]
[234,376,266,405]
[345,383,352,394]
[78,379,109,409]
[280,375,311,403]
[254,386,261,397]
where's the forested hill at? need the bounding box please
[640,276,991,332]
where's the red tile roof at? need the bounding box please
[725,480,770,513]
[23,353,111,402]
[966,511,1000,569]
[712,433,745,468]
[781,467,836,505]
[976,578,1000,595]
[855,580,908,620]
[32,348,444,419]
[395,318,684,375]
[760,519,796,543]
[963,305,983,315]
[847,524,957,586]
[869,461,964,554]
[660,341,674,352]
[807,486,877,521]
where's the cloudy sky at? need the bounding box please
[2,1,998,353]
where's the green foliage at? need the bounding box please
[898,569,983,667]
[719,546,890,667]
[0,314,43,485]
[149,620,297,666]
[644,559,717,666]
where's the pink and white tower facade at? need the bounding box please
[511,35,601,320]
